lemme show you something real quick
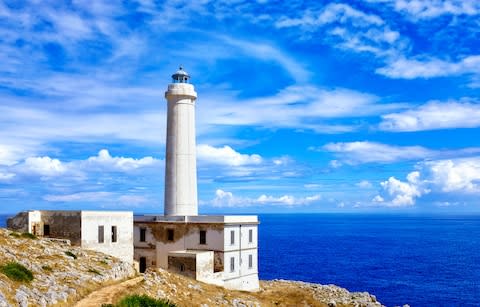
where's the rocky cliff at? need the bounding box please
[0,228,388,307]
[0,228,135,306]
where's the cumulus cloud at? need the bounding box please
[210,189,321,207]
[85,149,158,171]
[374,156,480,206]
[21,157,66,177]
[377,56,480,79]
[377,171,427,207]
[424,157,480,193]
[380,100,480,131]
[322,141,433,164]
[197,145,262,166]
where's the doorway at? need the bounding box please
[139,257,146,273]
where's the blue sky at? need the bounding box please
[1,0,480,214]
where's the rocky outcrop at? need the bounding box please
[133,269,385,307]
[0,228,135,307]
[0,227,391,307]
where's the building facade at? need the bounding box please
[134,215,259,290]
[7,210,134,264]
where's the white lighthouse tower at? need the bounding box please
[164,66,198,216]
[133,67,259,291]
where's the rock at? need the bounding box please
[0,292,10,307]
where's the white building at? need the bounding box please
[133,67,260,291]
[7,210,134,264]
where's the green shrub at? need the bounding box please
[21,232,37,239]
[111,294,176,307]
[65,251,77,259]
[88,268,102,275]
[0,262,34,282]
[9,232,20,238]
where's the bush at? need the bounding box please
[9,232,20,238]
[65,251,77,259]
[108,294,176,307]
[21,233,37,239]
[0,262,34,282]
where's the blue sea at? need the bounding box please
[2,213,479,306]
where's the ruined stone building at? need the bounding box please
[7,210,133,263]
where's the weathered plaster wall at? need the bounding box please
[40,211,82,245]
[168,255,196,279]
[81,211,133,263]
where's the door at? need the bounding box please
[139,257,146,273]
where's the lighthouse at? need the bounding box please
[133,67,259,291]
[164,66,198,216]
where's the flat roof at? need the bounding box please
[134,215,258,224]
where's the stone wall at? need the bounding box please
[168,255,196,279]
[41,211,82,245]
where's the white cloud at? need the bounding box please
[210,189,321,207]
[275,3,406,57]
[367,0,480,20]
[197,145,262,166]
[380,100,480,131]
[379,171,426,207]
[21,156,66,177]
[424,157,480,193]
[276,3,384,28]
[377,56,480,79]
[0,172,15,181]
[323,141,433,164]
[200,85,402,134]
[374,156,480,207]
[356,180,373,188]
[86,149,158,171]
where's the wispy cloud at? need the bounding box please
[321,141,480,164]
[321,141,433,164]
[275,3,407,57]
[366,0,480,20]
[208,189,321,207]
[377,56,480,79]
[380,100,480,131]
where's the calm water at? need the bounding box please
[2,213,479,306]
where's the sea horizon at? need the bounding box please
[2,213,479,307]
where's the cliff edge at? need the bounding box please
[0,228,386,307]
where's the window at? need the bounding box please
[140,228,146,242]
[180,264,185,272]
[43,224,50,236]
[230,230,235,245]
[199,230,206,245]
[167,229,174,241]
[249,229,253,243]
[112,226,117,243]
[98,226,104,243]
[230,257,235,272]
[249,254,253,269]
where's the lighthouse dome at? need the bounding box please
[172,66,190,83]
